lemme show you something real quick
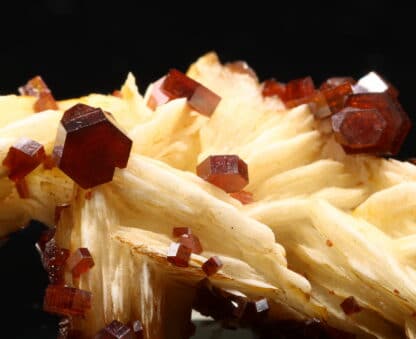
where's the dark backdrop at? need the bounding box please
[0,1,415,337]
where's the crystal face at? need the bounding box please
[353,71,398,98]
[43,285,92,316]
[66,247,95,278]
[54,103,132,189]
[2,138,46,181]
[147,76,170,110]
[18,75,58,112]
[172,227,192,237]
[167,242,192,267]
[340,296,362,315]
[161,69,221,116]
[196,155,249,193]
[202,256,223,276]
[95,320,135,339]
[179,234,203,254]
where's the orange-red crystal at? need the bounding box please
[43,285,92,316]
[19,75,58,112]
[202,256,223,276]
[167,242,192,267]
[66,247,95,278]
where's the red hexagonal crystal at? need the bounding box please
[43,285,92,316]
[66,248,95,278]
[95,320,135,339]
[197,155,249,193]
[202,256,223,276]
[161,69,221,116]
[2,137,46,181]
[332,107,387,151]
[179,234,203,254]
[53,103,132,189]
[147,76,170,110]
[167,242,192,267]
[321,81,353,114]
[344,93,411,155]
[19,75,58,112]
[229,190,253,204]
[43,238,70,285]
[340,296,361,315]
[262,79,287,100]
[353,71,398,98]
[172,227,192,237]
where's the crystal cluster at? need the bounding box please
[19,75,58,112]
[148,69,221,116]
[262,72,411,155]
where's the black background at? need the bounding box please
[0,1,415,337]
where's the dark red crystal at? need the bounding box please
[147,76,170,110]
[167,242,192,267]
[332,107,387,151]
[161,69,221,116]
[95,320,134,339]
[19,75,58,112]
[340,296,362,315]
[2,138,46,181]
[172,227,192,237]
[66,248,95,278]
[43,239,70,285]
[353,71,398,98]
[43,285,92,316]
[53,103,132,189]
[229,190,253,204]
[179,234,203,254]
[285,77,315,101]
[196,155,249,193]
[202,256,223,276]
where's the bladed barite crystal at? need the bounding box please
[66,247,95,278]
[95,320,134,339]
[167,242,192,267]
[53,104,132,188]
[202,256,223,276]
[2,138,46,181]
[43,285,92,316]
[18,75,58,112]
[196,155,249,193]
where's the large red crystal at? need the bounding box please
[353,71,398,98]
[332,107,387,151]
[344,93,411,155]
[179,234,203,254]
[43,285,92,316]
[147,76,170,110]
[53,103,132,189]
[340,296,362,315]
[95,320,134,339]
[196,155,249,193]
[66,248,95,278]
[161,69,221,116]
[19,75,58,112]
[43,239,70,285]
[2,138,46,181]
[202,256,223,276]
[167,242,192,267]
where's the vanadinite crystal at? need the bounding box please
[262,79,287,99]
[44,285,92,316]
[172,227,192,237]
[95,320,135,339]
[19,75,58,112]
[43,239,70,284]
[167,242,192,267]
[53,103,132,188]
[179,233,203,254]
[161,69,221,116]
[147,76,170,110]
[202,256,223,276]
[2,137,46,181]
[340,296,362,315]
[66,247,95,278]
[196,155,249,193]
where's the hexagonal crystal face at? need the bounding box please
[53,104,132,188]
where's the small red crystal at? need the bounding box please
[53,103,132,189]
[131,320,144,339]
[2,137,46,181]
[44,285,92,316]
[229,190,253,204]
[43,239,70,285]
[353,71,398,98]
[95,320,134,339]
[202,256,223,276]
[172,227,192,237]
[147,76,170,110]
[262,79,287,100]
[66,248,95,278]
[332,107,387,151]
[15,178,30,198]
[196,155,249,193]
[19,75,58,112]
[167,242,192,267]
[161,69,221,116]
[340,296,361,315]
[179,234,203,254]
